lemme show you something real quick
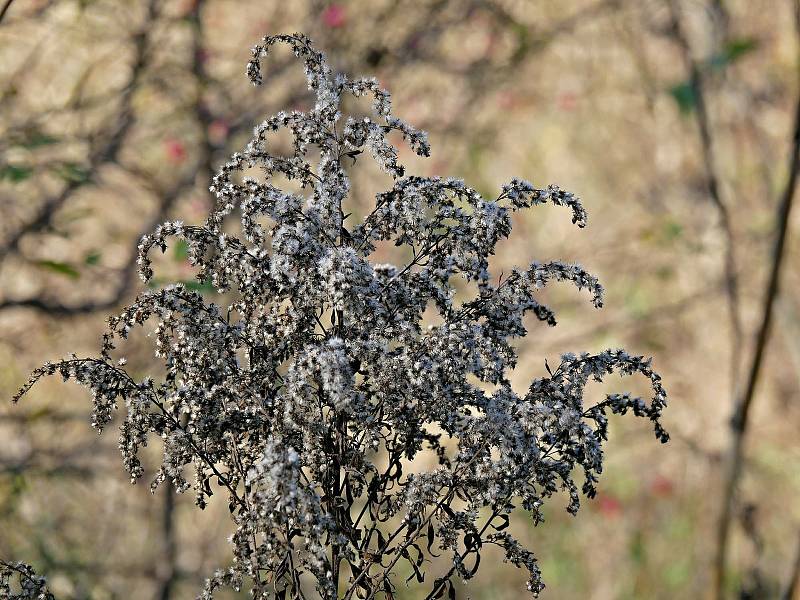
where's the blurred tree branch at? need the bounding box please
[0,0,14,25]
[666,0,743,389]
[713,1,800,596]
[156,487,177,600]
[0,0,623,317]
[783,531,800,600]
[0,0,158,256]
[0,166,189,314]
[0,1,161,316]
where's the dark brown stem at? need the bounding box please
[423,509,501,600]
[156,487,177,600]
[0,0,15,24]
[331,412,344,598]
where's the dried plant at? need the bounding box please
[12,33,668,599]
[1,560,54,600]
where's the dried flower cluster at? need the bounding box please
[1,561,54,600]
[12,33,668,599]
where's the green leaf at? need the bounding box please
[84,250,102,265]
[26,405,54,421]
[668,82,696,114]
[665,557,691,588]
[663,221,683,241]
[147,277,215,295]
[36,260,80,279]
[710,37,759,70]
[628,529,646,565]
[17,131,59,149]
[53,162,90,183]
[0,164,33,183]
[182,278,215,294]
[510,21,531,63]
[173,239,189,261]
[59,207,94,223]
[11,473,27,496]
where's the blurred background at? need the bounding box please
[2,0,800,598]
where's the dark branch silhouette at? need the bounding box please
[0,0,15,25]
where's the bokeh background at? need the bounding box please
[2,0,800,598]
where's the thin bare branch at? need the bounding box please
[713,2,800,596]
[0,0,15,25]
